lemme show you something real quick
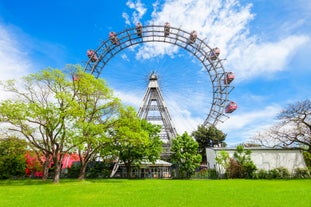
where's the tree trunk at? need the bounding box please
[42,160,50,181]
[125,162,132,178]
[78,161,87,180]
[53,161,61,183]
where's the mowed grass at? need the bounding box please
[0,179,311,207]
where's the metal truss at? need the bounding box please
[84,24,234,126]
[137,72,177,143]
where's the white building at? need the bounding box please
[206,148,307,174]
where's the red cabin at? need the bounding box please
[164,22,170,37]
[209,47,220,60]
[109,32,119,45]
[224,72,235,84]
[189,30,197,44]
[136,22,143,37]
[72,74,80,81]
[225,101,237,113]
[86,49,98,62]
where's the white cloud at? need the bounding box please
[0,24,32,81]
[122,12,131,25]
[132,0,254,60]
[228,35,309,81]
[119,0,311,144]
[0,24,34,101]
[217,104,282,145]
[124,0,147,25]
[123,0,309,81]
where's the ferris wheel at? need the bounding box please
[84,23,237,127]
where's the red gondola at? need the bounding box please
[209,47,220,60]
[188,30,197,44]
[225,101,237,113]
[86,49,98,62]
[109,32,120,45]
[136,22,143,37]
[164,22,170,37]
[224,72,235,84]
[72,74,80,81]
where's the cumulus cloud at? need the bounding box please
[119,0,310,144]
[0,24,32,81]
[123,0,147,25]
[0,24,34,101]
[217,104,282,145]
[123,0,309,80]
[228,34,309,81]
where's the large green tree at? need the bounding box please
[192,125,226,163]
[0,69,74,183]
[171,132,202,179]
[0,136,28,179]
[111,106,162,178]
[71,68,120,180]
[0,65,119,183]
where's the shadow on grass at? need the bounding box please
[0,178,128,186]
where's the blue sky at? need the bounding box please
[0,0,310,146]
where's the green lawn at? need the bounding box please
[0,179,310,207]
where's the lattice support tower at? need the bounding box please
[137,72,177,145]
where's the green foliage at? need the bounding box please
[303,151,311,169]
[192,125,226,162]
[68,67,121,180]
[255,167,310,179]
[111,106,162,178]
[67,162,81,178]
[293,168,310,178]
[192,168,219,179]
[267,167,290,179]
[86,162,111,178]
[0,65,120,182]
[170,132,202,179]
[215,150,230,176]
[255,169,269,179]
[0,137,28,179]
[232,145,257,178]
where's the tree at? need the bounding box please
[171,132,202,179]
[70,68,120,180]
[192,125,226,163]
[0,136,28,179]
[0,69,73,182]
[111,106,162,178]
[253,99,311,153]
[231,145,257,178]
[215,150,230,176]
[0,66,117,183]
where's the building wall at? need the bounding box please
[206,148,307,173]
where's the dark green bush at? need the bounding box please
[67,162,81,178]
[293,168,310,178]
[255,169,269,179]
[267,167,290,179]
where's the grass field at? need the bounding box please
[0,179,311,207]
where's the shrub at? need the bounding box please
[207,169,219,179]
[303,151,311,169]
[232,145,257,178]
[227,158,243,178]
[192,168,219,179]
[293,168,310,178]
[268,167,290,179]
[67,162,81,178]
[256,169,269,179]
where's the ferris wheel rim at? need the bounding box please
[84,24,234,126]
